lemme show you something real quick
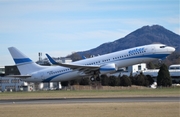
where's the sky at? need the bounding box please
[0,0,179,66]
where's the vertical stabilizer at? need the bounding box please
[8,47,46,75]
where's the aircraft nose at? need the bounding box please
[168,46,175,53]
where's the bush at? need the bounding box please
[101,74,109,86]
[108,76,120,86]
[146,75,154,85]
[133,72,150,86]
[120,75,131,86]
[79,78,89,85]
[135,73,145,86]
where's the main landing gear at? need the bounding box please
[89,71,101,82]
[89,72,102,89]
[90,75,101,82]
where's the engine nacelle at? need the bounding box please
[100,63,117,74]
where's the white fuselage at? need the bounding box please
[22,44,175,82]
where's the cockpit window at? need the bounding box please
[160,46,166,48]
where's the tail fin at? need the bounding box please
[8,47,46,75]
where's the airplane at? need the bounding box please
[8,43,175,82]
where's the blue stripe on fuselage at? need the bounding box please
[123,54,169,60]
[42,71,72,82]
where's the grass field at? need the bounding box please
[0,87,179,117]
[0,86,179,100]
[0,102,179,117]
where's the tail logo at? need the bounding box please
[14,58,32,64]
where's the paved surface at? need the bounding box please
[0,97,179,104]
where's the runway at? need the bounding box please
[0,97,179,104]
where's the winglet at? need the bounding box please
[82,56,86,59]
[46,54,58,65]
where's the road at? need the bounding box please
[0,97,179,104]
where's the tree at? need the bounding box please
[79,78,89,85]
[130,73,136,85]
[108,76,119,86]
[157,64,172,87]
[70,79,79,85]
[61,81,69,86]
[134,72,150,86]
[135,72,145,86]
[143,75,150,87]
[120,75,131,87]
[146,75,154,85]
[101,74,109,86]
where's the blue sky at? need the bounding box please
[0,0,179,66]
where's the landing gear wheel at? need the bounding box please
[90,77,95,82]
[90,76,101,82]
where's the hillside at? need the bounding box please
[77,25,180,56]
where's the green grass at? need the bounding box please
[0,87,179,100]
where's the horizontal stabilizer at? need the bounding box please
[7,75,31,78]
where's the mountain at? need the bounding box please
[77,25,180,56]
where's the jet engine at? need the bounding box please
[99,63,117,74]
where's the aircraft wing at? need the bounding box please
[46,54,100,74]
[7,75,31,78]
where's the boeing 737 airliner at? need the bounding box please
[8,44,175,82]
